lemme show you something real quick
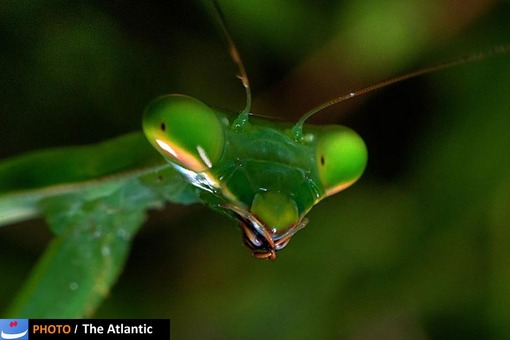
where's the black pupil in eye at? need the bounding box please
[160,122,166,131]
[320,155,325,165]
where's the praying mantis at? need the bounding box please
[144,0,509,259]
[1,0,509,319]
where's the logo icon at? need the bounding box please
[0,320,28,340]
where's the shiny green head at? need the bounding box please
[142,94,225,172]
[143,95,367,260]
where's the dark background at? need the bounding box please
[2,0,510,338]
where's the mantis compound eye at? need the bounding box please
[314,126,368,197]
[143,94,225,172]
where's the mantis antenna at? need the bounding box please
[291,44,510,139]
[208,1,509,137]
[209,0,252,121]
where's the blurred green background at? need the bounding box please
[2,0,510,338]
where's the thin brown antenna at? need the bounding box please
[292,44,510,138]
[209,0,252,117]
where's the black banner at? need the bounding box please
[0,319,170,339]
